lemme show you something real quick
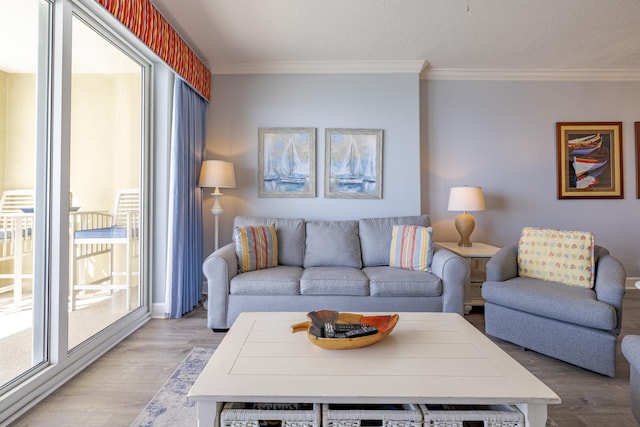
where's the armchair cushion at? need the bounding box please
[517,226,595,288]
[482,277,617,330]
[234,225,278,273]
[389,225,433,272]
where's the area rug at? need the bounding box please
[130,346,215,427]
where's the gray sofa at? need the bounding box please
[622,335,640,422]
[203,215,469,330]
[482,243,626,377]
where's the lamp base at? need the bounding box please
[454,212,475,247]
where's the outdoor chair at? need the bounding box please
[69,189,139,311]
[0,189,35,305]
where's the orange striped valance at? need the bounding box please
[95,0,211,101]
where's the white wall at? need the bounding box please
[421,79,640,277]
[205,73,422,257]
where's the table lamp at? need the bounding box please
[199,160,236,251]
[447,186,485,247]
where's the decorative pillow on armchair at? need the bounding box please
[517,226,595,288]
[389,225,433,272]
[234,225,278,273]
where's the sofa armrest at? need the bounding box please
[594,253,626,334]
[486,243,518,282]
[431,246,469,315]
[203,243,238,329]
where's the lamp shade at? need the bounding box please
[199,160,236,188]
[447,186,486,212]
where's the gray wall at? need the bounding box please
[205,73,421,256]
[422,79,640,277]
[205,74,640,278]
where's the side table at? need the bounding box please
[436,242,500,314]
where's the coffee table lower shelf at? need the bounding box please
[217,402,525,427]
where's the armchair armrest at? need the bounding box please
[594,252,626,334]
[486,243,518,282]
[623,335,640,370]
[431,246,469,315]
[203,242,238,329]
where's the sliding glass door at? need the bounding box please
[68,14,143,350]
[0,0,152,418]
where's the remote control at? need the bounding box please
[344,326,378,338]
[323,322,336,338]
[334,323,368,332]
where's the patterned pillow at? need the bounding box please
[389,225,433,272]
[517,227,595,288]
[234,225,278,273]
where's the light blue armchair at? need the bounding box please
[482,242,625,377]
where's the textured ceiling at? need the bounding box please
[150,0,640,75]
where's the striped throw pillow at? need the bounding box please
[389,225,433,272]
[234,225,278,273]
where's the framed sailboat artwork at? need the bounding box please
[556,122,623,199]
[258,128,316,198]
[325,128,383,199]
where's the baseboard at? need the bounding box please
[151,302,167,319]
[626,277,639,289]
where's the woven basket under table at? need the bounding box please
[221,402,322,427]
[419,404,524,427]
[322,403,422,427]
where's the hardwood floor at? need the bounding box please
[10,291,640,426]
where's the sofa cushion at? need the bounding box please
[234,225,278,273]
[230,266,302,295]
[304,220,362,268]
[389,225,433,272]
[359,215,430,267]
[364,266,441,297]
[234,216,305,266]
[482,277,617,330]
[517,226,595,288]
[300,267,369,295]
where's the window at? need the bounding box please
[0,0,50,390]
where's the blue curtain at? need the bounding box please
[165,79,207,318]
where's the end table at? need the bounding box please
[436,242,500,314]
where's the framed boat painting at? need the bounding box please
[258,127,316,198]
[325,128,383,199]
[556,122,623,199]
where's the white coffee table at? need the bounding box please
[188,312,560,427]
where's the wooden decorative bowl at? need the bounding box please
[290,310,399,350]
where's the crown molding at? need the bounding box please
[421,68,640,81]
[211,60,428,75]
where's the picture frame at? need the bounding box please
[556,122,623,199]
[636,122,640,199]
[258,127,316,198]
[325,128,383,199]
